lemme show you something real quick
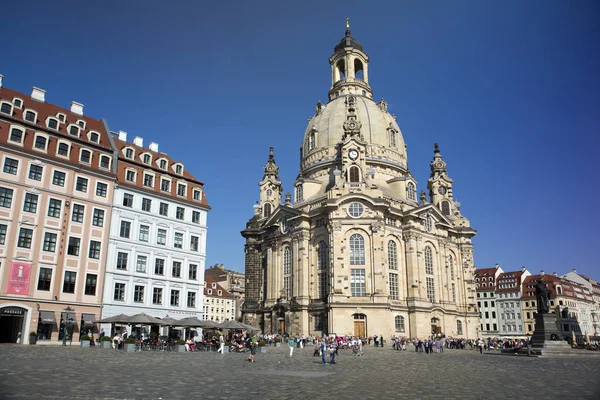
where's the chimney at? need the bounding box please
[540,270,545,276]
[521,266,526,272]
[0,74,3,88]
[133,136,143,147]
[70,101,84,116]
[149,142,159,152]
[495,263,500,269]
[553,272,558,277]
[117,130,127,141]
[31,87,46,102]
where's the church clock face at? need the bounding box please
[348,149,359,160]
[438,186,447,195]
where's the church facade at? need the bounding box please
[241,26,479,340]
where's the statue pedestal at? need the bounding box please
[531,313,573,356]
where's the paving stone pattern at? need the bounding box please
[0,344,599,400]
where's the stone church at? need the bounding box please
[242,25,480,340]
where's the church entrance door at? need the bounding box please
[353,321,365,338]
[279,319,285,336]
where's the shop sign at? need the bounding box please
[1,307,24,316]
[7,262,32,295]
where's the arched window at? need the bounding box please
[388,241,398,270]
[348,166,360,183]
[395,315,405,332]
[354,59,364,80]
[556,286,562,295]
[283,246,292,299]
[318,240,328,299]
[389,130,397,148]
[424,246,434,274]
[336,59,346,80]
[425,215,433,232]
[308,131,316,151]
[295,184,303,202]
[449,255,454,280]
[441,201,450,216]
[457,320,463,335]
[263,203,272,218]
[349,234,365,265]
[407,182,416,201]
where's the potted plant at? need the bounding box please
[258,341,267,353]
[29,332,37,345]
[80,335,91,348]
[124,337,136,352]
[101,336,112,349]
[176,339,187,353]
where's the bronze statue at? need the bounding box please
[535,279,550,314]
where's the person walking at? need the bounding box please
[320,339,327,364]
[329,341,337,364]
[289,336,295,358]
[217,334,225,354]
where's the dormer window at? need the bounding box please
[13,98,23,109]
[125,169,136,182]
[9,127,24,143]
[47,118,59,130]
[69,125,80,136]
[57,142,70,157]
[142,154,151,164]
[80,149,92,164]
[207,289,212,295]
[89,132,100,143]
[34,135,48,150]
[193,189,202,201]
[100,155,111,169]
[212,283,216,289]
[174,164,183,175]
[124,148,134,159]
[160,178,171,192]
[159,159,167,169]
[0,102,13,115]
[218,290,222,296]
[24,110,36,123]
[143,173,154,187]
[177,183,186,197]
[77,120,86,129]
[56,113,66,123]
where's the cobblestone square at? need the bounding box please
[0,344,599,399]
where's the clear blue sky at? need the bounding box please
[2,1,598,278]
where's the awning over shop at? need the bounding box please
[39,311,56,324]
[82,313,96,326]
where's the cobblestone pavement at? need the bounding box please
[0,344,599,400]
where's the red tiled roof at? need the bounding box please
[204,276,234,298]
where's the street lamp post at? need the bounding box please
[62,306,75,346]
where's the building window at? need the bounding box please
[25,110,36,122]
[161,179,170,192]
[176,207,185,220]
[136,255,147,273]
[28,164,43,181]
[114,283,125,301]
[172,261,181,278]
[125,148,133,158]
[395,315,405,332]
[170,290,180,306]
[123,193,134,207]
[0,102,12,114]
[406,182,416,201]
[318,240,328,299]
[119,221,131,238]
[189,264,198,280]
[175,165,183,174]
[425,215,433,232]
[159,159,167,170]
[389,273,399,300]
[37,268,52,291]
[349,234,365,265]
[52,171,66,186]
[85,274,97,296]
[143,154,151,164]
[141,198,151,212]
[174,232,183,249]
[449,255,455,280]
[159,202,168,216]
[34,135,48,150]
[47,198,62,218]
[192,211,201,224]
[71,204,85,223]
[3,157,19,174]
[92,209,104,227]
[139,225,149,242]
[441,201,450,216]
[452,283,456,303]
[348,202,364,218]
[350,269,367,297]
[457,320,463,335]
[67,237,80,256]
[190,236,199,251]
[75,177,88,192]
[308,131,316,151]
[69,125,79,136]
[388,241,398,270]
[0,187,14,208]
[80,149,91,164]
[18,228,33,248]
[89,241,101,259]
[96,182,107,197]
[424,246,434,274]
[153,288,163,305]
[295,184,304,202]
[43,232,57,252]
[263,203,272,218]
[134,286,145,303]
[157,229,167,245]
[90,132,100,143]
[126,170,136,182]
[193,190,202,201]
[177,184,186,196]
[154,259,165,275]
[57,143,69,157]
[23,193,39,213]
[283,246,292,299]
[348,166,360,183]
[57,113,65,122]
[0,224,7,245]
[63,271,76,293]
[426,277,435,303]
[390,130,397,147]
[187,292,196,308]
[116,252,128,270]
[13,98,23,108]
[143,174,154,187]
[100,155,110,169]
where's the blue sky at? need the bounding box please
[1,0,598,278]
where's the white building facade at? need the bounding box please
[496,269,530,338]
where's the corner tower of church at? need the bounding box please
[242,23,479,340]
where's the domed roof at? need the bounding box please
[300,95,407,173]
[334,33,363,53]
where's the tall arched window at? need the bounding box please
[407,182,416,201]
[308,131,316,151]
[388,241,398,270]
[348,166,360,183]
[283,246,292,299]
[457,320,463,335]
[424,246,434,274]
[395,315,405,332]
[295,184,304,202]
[390,130,397,148]
[441,201,450,216]
[449,255,454,280]
[349,234,365,265]
[263,203,272,218]
[318,240,328,299]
